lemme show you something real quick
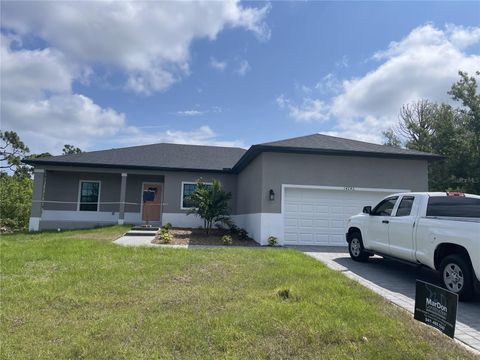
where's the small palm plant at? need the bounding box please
[187,179,232,234]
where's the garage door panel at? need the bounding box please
[299,219,314,227]
[284,232,298,242]
[314,205,329,214]
[315,234,329,245]
[329,234,344,244]
[299,233,313,242]
[285,204,299,212]
[284,187,392,246]
[331,206,343,214]
[300,204,314,213]
[330,219,345,229]
[285,218,297,226]
[313,219,328,227]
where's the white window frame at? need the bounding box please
[180,181,212,210]
[77,180,101,212]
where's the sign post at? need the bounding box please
[414,280,458,338]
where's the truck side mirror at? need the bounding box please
[363,206,372,214]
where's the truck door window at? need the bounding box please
[395,196,415,216]
[371,197,398,216]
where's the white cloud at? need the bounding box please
[315,73,342,94]
[175,110,206,117]
[0,35,125,153]
[236,60,251,76]
[0,35,241,153]
[278,24,480,142]
[276,95,329,122]
[117,126,245,148]
[173,106,222,117]
[445,24,480,50]
[209,57,227,72]
[1,1,270,94]
[335,55,349,68]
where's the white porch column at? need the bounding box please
[29,168,45,231]
[118,173,127,224]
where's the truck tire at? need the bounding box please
[348,232,369,262]
[439,254,474,301]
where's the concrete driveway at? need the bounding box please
[294,246,480,353]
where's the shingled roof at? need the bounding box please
[24,133,442,173]
[231,133,442,172]
[23,143,247,172]
[259,133,439,157]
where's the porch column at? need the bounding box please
[118,173,127,224]
[29,168,45,231]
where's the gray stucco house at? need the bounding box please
[24,133,441,245]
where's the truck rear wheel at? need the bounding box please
[348,232,369,262]
[440,254,474,301]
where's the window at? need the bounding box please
[396,196,415,217]
[371,197,398,216]
[181,182,212,209]
[78,181,100,211]
[427,196,480,218]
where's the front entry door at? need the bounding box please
[142,183,162,222]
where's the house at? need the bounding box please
[24,133,441,246]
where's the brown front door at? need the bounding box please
[142,183,162,222]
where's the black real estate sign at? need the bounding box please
[414,280,458,338]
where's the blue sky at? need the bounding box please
[1,1,479,153]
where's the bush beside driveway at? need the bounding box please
[0,226,476,359]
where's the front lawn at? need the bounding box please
[0,226,474,359]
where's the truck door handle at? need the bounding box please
[382,220,389,224]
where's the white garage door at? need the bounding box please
[283,187,396,246]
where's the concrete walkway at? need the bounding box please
[114,235,187,248]
[295,246,480,354]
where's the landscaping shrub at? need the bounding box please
[221,218,239,235]
[221,234,233,245]
[159,228,172,243]
[228,223,239,235]
[267,236,278,247]
[162,223,172,231]
[238,228,248,240]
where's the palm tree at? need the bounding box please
[187,179,232,234]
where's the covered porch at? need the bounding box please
[29,167,166,231]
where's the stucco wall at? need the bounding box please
[236,154,264,215]
[43,171,125,212]
[161,171,237,214]
[40,168,236,215]
[260,152,429,213]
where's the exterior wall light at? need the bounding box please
[269,189,275,201]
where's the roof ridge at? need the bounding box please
[35,142,247,161]
[258,132,436,156]
[257,132,319,145]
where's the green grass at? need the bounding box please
[0,226,474,359]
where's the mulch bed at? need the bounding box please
[152,228,259,246]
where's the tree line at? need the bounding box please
[383,71,479,194]
[0,135,81,231]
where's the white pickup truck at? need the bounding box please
[346,192,480,300]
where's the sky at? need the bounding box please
[1,1,479,154]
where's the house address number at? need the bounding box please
[344,186,355,191]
